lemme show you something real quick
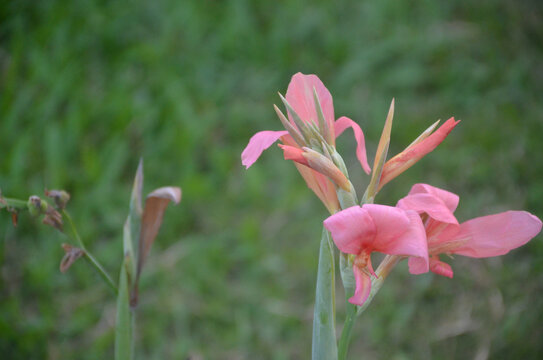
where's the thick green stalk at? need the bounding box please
[337,253,357,360]
[312,227,338,360]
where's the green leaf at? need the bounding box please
[312,227,338,360]
[115,256,133,360]
[125,159,144,280]
[364,99,394,203]
[114,160,143,360]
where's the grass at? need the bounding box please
[1,0,542,358]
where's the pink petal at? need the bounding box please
[408,183,459,213]
[367,208,429,271]
[450,211,542,258]
[397,193,458,225]
[323,206,375,255]
[362,204,411,246]
[349,264,372,306]
[408,256,430,275]
[285,72,335,133]
[379,118,459,188]
[292,162,340,214]
[241,130,289,168]
[429,257,454,278]
[334,116,371,174]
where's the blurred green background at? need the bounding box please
[1,0,542,359]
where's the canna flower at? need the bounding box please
[397,184,542,278]
[241,73,370,213]
[323,204,428,306]
[378,118,460,191]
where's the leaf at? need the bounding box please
[131,186,181,306]
[125,160,144,281]
[115,256,133,360]
[114,160,144,358]
[312,227,338,360]
[365,99,394,202]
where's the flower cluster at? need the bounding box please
[243,72,542,309]
[325,184,542,305]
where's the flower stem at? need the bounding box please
[337,255,401,359]
[356,255,400,316]
[337,309,356,360]
[62,209,118,294]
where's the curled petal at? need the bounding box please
[408,183,459,213]
[408,256,430,275]
[334,116,371,174]
[323,206,375,255]
[241,130,289,168]
[429,257,454,278]
[450,211,542,258]
[349,264,372,306]
[379,118,459,189]
[285,72,335,134]
[397,193,458,225]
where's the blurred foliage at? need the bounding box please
[1,0,542,359]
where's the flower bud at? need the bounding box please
[45,189,71,209]
[278,144,309,166]
[302,148,352,192]
[27,196,47,217]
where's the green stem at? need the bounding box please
[62,209,118,294]
[337,310,356,360]
[1,197,28,209]
[357,255,400,316]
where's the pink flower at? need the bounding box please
[323,205,428,306]
[397,184,542,278]
[241,73,371,213]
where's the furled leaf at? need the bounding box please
[125,160,144,280]
[131,186,181,306]
[365,99,394,202]
[312,227,338,360]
